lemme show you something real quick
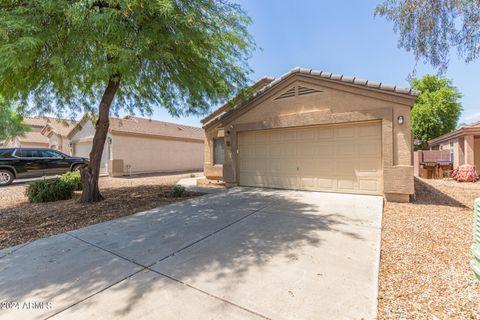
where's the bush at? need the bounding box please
[170,185,186,197]
[25,178,75,203]
[60,170,82,191]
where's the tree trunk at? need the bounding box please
[79,75,120,203]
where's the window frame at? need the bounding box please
[213,138,225,165]
[449,141,454,163]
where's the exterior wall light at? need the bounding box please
[398,115,404,125]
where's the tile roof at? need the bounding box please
[428,120,480,145]
[202,67,420,128]
[23,117,49,127]
[466,121,480,128]
[44,119,78,136]
[17,132,49,144]
[24,116,77,136]
[109,116,205,141]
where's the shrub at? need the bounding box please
[60,170,82,191]
[25,178,75,203]
[170,185,186,197]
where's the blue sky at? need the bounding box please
[151,0,480,128]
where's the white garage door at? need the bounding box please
[238,122,383,195]
[73,141,109,175]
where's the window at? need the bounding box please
[213,138,225,165]
[0,149,14,158]
[40,150,64,158]
[15,149,41,158]
[450,141,454,163]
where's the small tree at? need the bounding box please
[0,96,29,140]
[375,1,480,70]
[410,75,462,149]
[0,0,254,202]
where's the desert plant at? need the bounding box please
[25,178,75,203]
[170,185,187,198]
[60,171,82,191]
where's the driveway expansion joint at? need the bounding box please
[154,205,270,264]
[45,267,147,320]
[0,241,32,260]
[147,268,272,320]
[50,205,271,319]
[65,232,154,269]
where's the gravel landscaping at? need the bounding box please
[378,178,480,319]
[0,173,203,249]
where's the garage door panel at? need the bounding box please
[358,158,382,172]
[359,179,380,192]
[316,127,334,140]
[280,159,297,173]
[238,122,383,195]
[335,142,356,156]
[337,178,355,190]
[317,178,335,189]
[358,124,381,137]
[282,130,297,141]
[335,126,356,138]
[297,128,316,140]
[357,141,382,156]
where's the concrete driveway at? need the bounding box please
[0,188,383,320]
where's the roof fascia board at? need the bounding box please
[429,127,480,145]
[110,130,204,143]
[204,72,416,129]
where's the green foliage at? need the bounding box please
[410,75,462,149]
[0,96,29,140]
[25,178,75,203]
[60,170,82,191]
[375,1,480,70]
[0,0,255,117]
[170,185,186,197]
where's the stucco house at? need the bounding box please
[428,122,480,170]
[202,67,419,202]
[68,115,205,175]
[2,117,77,153]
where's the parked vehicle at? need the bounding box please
[0,148,89,186]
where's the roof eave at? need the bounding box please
[203,69,418,130]
[429,126,480,145]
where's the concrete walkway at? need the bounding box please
[0,188,383,320]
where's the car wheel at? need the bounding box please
[0,170,14,186]
[72,164,83,172]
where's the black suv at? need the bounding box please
[0,148,89,186]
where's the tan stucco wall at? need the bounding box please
[204,129,224,179]
[112,133,204,175]
[3,138,48,148]
[70,120,111,174]
[475,138,480,170]
[48,133,72,155]
[204,76,415,201]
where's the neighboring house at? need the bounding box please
[68,115,204,175]
[428,122,480,170]
[40,118,77,153]
[2,117,77,153]
[201,67,419,202]
[3,132,49,148]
